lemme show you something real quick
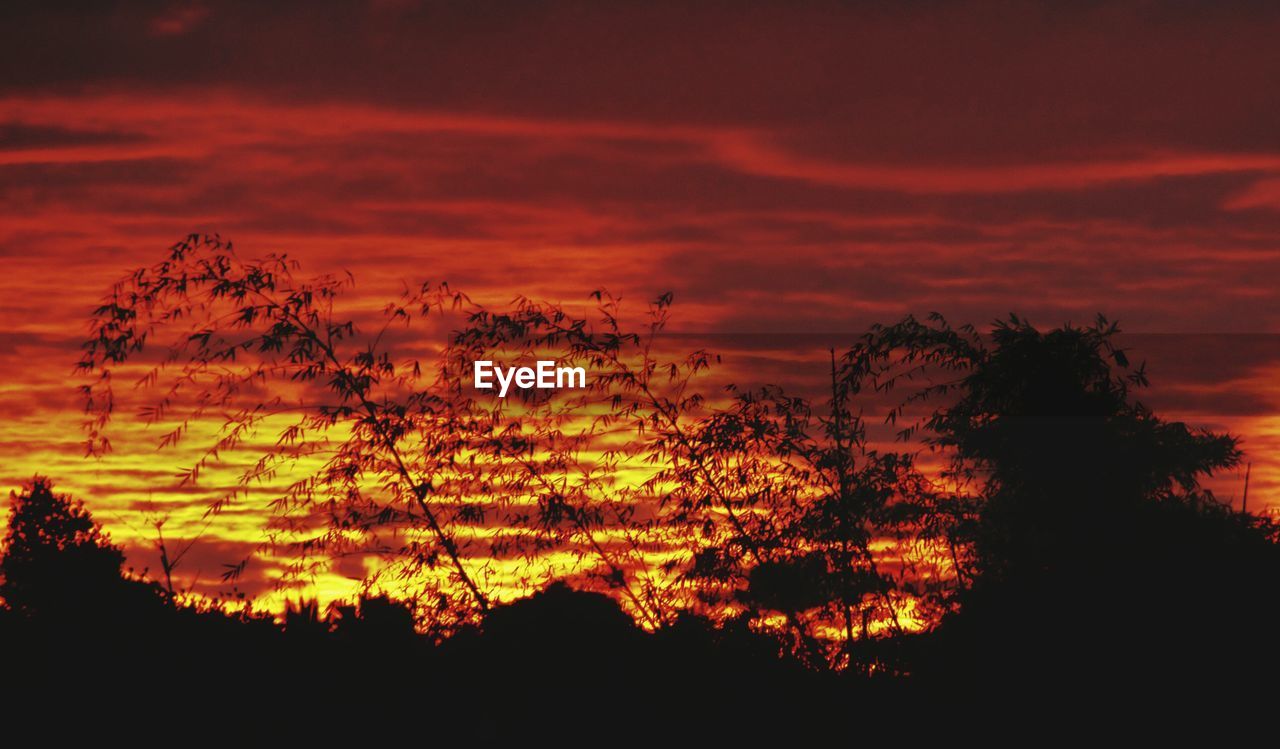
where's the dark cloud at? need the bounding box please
[4,1,1280,157]
[0,124,148,151]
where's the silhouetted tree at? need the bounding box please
[0,477,146,619]
[439,290,743,631]
[77,239,820,640]
[841,314,1280,695]
[79,234,500,626]
[444,295,949,670]
[671,370,938,671]
[441,291,852,660]
[842,313,1240,581]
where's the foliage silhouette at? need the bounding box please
[78,234,498,624]
[1,477,135,618]
[0,484,845,737]
[841,313,1280,698]
[664,374,937,672]
[67,235,1280,703]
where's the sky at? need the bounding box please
[3,0,1280,605]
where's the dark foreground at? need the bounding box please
[3,496,1278,739]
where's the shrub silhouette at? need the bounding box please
[843,315,1280,698]
[78,234,497,622]
[663,376,934,672]
[0,477,162,624]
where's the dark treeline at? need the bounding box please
[4,236,1280,733]
[0,479,867,736]
[6,470,1273,735]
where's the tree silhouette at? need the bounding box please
[440,291,863,659]
[78,234,499,625]
[0,477,141,619]
[439,290,737,630]
[77,240,812,638]
[75,235,1280,687]
[840,313,1280,694]
[841,313,1240,582]
[659,373,936,671]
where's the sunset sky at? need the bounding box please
[3,1,1280,606]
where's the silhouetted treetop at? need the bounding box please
[843,313,1242,584]
[0,477,132,618]
[847,313,1238,492]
